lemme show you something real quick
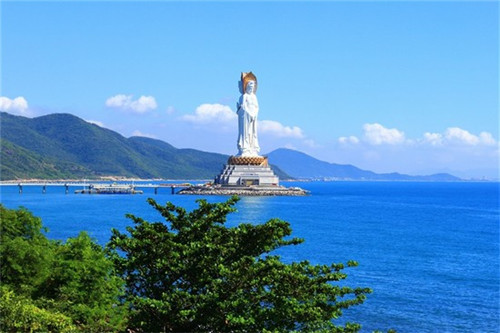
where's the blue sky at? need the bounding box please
[1,1,498,179]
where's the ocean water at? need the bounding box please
[1,181,499,332]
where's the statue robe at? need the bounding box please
[237,92,260,157]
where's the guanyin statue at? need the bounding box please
[236,72,260,157]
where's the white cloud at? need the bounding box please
[105,94,157,113]
[338,135,360,144]
[131,130,157,139]
[444,127,480,145]
[0,96,30,116]
[259,120,304,138]
[423,132,443,146]
[331,124,498,178]
[479,132,496,145]
[344,124,497,148]
[363,123,406,145]
[422,128,498,146]
[86,119,105,127]
[181,103,236,124]
[181,104,305,140]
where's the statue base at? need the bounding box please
[228,156,268,166]
[215,156,279,187]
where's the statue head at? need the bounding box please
[246,81,255,94]
[240,72,258,94]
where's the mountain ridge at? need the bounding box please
[267,148,460,181]
[1,112,231,180]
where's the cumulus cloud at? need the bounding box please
[336,123,498,150]
[259,120,304,138]
[423,132,443,146]
[340,124,498,148]
[479,132,496,145]
[0,96,30,116]
[105,94,157,113]
[181,104,236,124]
[363,123,406,145]
[181,104,305,139]
[444,127,480,145]
[422,128,497,146]
[338,136,360,144]
[332,123,498,178]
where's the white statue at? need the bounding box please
[236,72,260,157]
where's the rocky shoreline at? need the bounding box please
[178,185,309,196]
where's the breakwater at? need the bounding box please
[178,185,309,196]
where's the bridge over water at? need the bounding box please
[0,182,194,195]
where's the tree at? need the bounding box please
[0,286,76,333]
[108,196,371,332]
[0,205,127,331]
[0,205,55,296]
[40,232,128,331]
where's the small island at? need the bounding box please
[178,183,308,196]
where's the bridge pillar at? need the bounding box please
[42,185,46,194]
[18,184,22,194]
[171,186,175,195]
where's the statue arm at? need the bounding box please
[236,96,244,113]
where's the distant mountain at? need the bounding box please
[267,148,461,181]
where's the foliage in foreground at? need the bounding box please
[0,205,127,332]
[108,196,372,332]
[1,198,376,332]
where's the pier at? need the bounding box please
[1,182,192,195]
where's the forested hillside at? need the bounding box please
[1,112,232,180]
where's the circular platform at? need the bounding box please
[228,156,268,166]
[178,185,308,196]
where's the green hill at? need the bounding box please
[0,112,290,181]
[0,139,91,180]
[0,112,229,180]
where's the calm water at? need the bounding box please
[1,181,499,332]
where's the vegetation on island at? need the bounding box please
[1,197,376,332]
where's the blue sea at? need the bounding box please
[1,181,499,332]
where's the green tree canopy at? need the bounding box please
[0,205,127,332]
[108,196,371,332]
[0,205,54,296]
